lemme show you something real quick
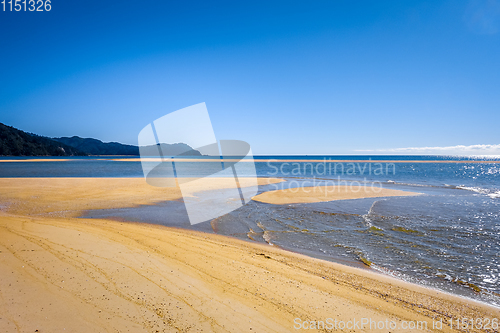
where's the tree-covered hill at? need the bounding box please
[0,122,202,156]
[53,136,139,155]
[0,123,87,156]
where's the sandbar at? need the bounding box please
[252,185,420,204]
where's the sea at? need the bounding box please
[1,155,499,307]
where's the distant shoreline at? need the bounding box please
[1,156,500,163]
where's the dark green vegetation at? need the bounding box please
[0,123,87,156]
[54,137,201,156]
[0,123,201,156]
[53,136,139,156]
[135,143,202,157]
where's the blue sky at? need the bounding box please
[1,0,499,154]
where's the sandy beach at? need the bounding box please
[252,185,420,204]
[0,178,498,332]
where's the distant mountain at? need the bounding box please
[138,143,202,157]
[0,122,202,156]
[0,123,87,156]
[54,136,139,156]
[54,136,202,156]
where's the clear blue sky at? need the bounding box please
[1,0,499,154]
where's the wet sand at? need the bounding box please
[0,178,498,332]
[252,185,420,204]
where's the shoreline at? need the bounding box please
[2,213,498,332]
[81,218,500,312]
[1,177,499,331]
[138,221,500,312]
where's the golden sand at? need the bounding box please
[252,185,420,204]
[0,177,282,217]
[0,178,498,332]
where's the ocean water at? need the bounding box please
[2,155,500,306]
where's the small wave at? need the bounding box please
[362,214,373,227]
[488,191,500,199]
[371,264,425,286]
[457,186,500,199]
[457,185,488,194]
[384,180,447,188]
[362,200,380,227]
